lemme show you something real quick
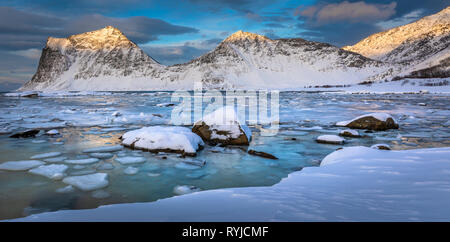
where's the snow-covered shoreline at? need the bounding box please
[8,146,450,222]
[0,78,450,98]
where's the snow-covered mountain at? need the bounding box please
[21,26,164,90]
[20,28,391,91]
[343,7,450,78]
[20,7,449,91]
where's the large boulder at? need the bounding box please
[192,106,252,145]
[121,126,204,156]
[336,113,398,131]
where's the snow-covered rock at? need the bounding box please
[336,113,398,131]
[192,106,251,145]
[29,164,68,180]
[46,129,59,135]
[370,144,391,150]
[0,160,44,171]
[62,173,109,191]
[316,135,345,145]
[121,126,204,156]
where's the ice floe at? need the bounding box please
[115,156,146,165]
[30,152,62,159]
[55,185,75,194]
[29,164,68,180]
[0,160,44,171]
[64,158,100,165]
[43,156,67,163]
[123,167,139,175]
[89,153,113,159]
[62,173,109,191]
[82,145,123,153]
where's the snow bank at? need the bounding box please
[13,146,450,221]
[121,126,204,154]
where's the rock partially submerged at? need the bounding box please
[371,144,391,150]
[316,135,345,145]
[192,106,251,145]
[121,126,204,156]
[62,173,109,191]
[339,129,361,138]
[248,149,278,160]
[9,129,40,138]
[336,113,398,131]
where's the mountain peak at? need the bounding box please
[46,26,134,51]
[223,30,271,42]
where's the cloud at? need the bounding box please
[0,7,198,50]
[66,14,198,43]
[376,9,425,30]
[143,38,222,65]
[297,1,397,25]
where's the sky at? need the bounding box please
[0,0,448,91]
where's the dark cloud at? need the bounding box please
[1,0,153,15]
[296,1,397,25]
[0,7,198,50]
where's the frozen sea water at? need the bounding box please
[0,91,449,220]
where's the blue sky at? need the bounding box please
[0,0,447,90]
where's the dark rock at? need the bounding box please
[248,149,278,160]
[10,129,40,138]
[339,130,361,138]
